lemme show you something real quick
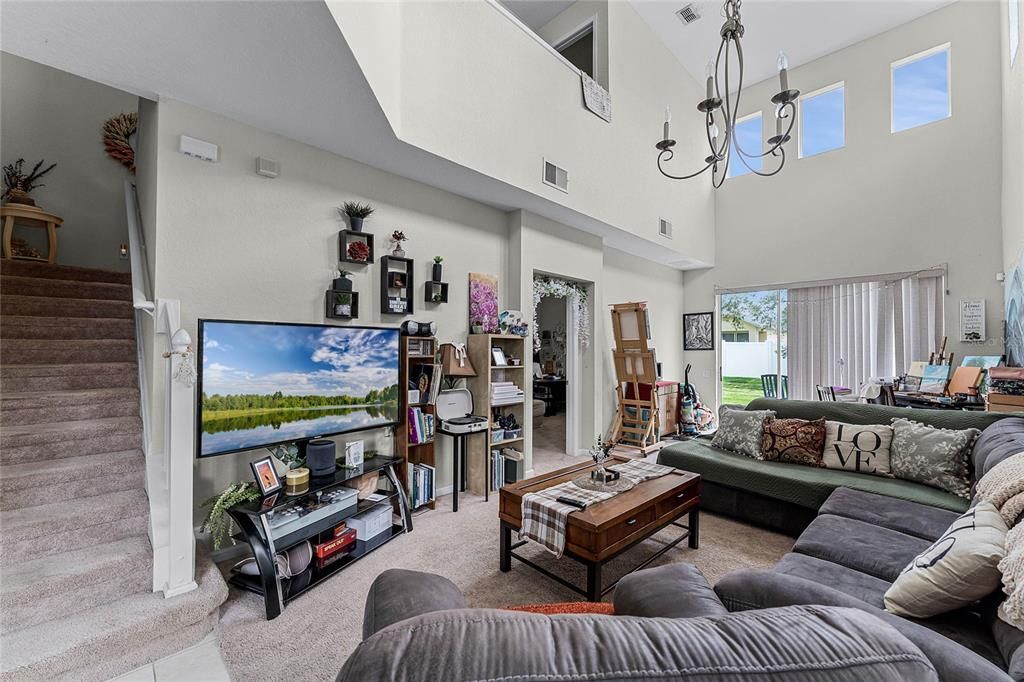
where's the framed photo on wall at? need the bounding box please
[683,312,715,351]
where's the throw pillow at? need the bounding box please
[975,451,1024,527]
[821,421,894,476]
[711,408,775,459]
[890,418,979,500]
[1000,523,1024,631]
[884,501,1008,618]
[761,418,827,467]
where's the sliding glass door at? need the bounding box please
[719,289,787,406]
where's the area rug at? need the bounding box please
[215,494,793,681]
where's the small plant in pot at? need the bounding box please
[471,317,484,334]
[339,201,374,232]
[2,158,57,206]
[432,256,444,282]
[332,269,353,292]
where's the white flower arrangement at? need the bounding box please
[532,277,590,351]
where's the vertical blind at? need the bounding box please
[787,274,943,400]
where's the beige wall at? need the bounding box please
[1002,0,1024,278]
[1,52,137,271]
[683,1,1006,405]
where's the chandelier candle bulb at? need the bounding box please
[664,107,671,140]
[705,60,715,99]
[778,51,790,92]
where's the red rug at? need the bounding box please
[505,602,615,615]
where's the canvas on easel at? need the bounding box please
[607,302,661,455]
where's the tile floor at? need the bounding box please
[109,630,230,682]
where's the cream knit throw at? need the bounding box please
[976,451,1024,527]
[999,523,1024,629]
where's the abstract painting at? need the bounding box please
[1007,252,1024,367]
[469,272,499,333]
[683,312,714,351]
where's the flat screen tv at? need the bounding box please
[196,319,400,458]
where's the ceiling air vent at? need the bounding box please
[659,218,673,239]
[543,159,568,193]
[676,4,701,25]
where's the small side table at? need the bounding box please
[1,204,64,263]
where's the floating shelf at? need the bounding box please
[424,280,449,304]
[339,230,374,265]
[380,255,414,315]
[325,289,359,320]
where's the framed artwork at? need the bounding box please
[1007,252,1024,367]
[491,347,508,366]
[250,456,282,496]
[683,312,715,351]
[919,365,952,395]
[468,273,499,333]
[959,299,986,342]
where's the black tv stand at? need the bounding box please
[227,455,412,619]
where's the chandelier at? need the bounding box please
[656,0,799,188]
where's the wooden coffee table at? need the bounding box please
[498,456,700,601]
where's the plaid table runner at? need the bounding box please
[519,461,675,557]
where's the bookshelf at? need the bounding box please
[466,334,529,497]
[397,336,439,510]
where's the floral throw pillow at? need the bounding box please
[711,408,775,459]
[889,418,979,500]
[761,418,827,467]
[822,421,894,476]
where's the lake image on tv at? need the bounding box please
[199,322,400,456]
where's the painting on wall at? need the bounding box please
[683,312,715,351]
[468,273,499,334]
[1007,252,1024,367]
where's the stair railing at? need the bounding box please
[124,181,198,598]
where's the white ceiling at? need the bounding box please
[498,0,576,31]
[629,0,957,87]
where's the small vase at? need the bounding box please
[6,189,34,206]
[349,216,364,232]
[432,263,443,282]
[392,246,405,258]
[471,324,484,334]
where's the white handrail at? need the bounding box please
[123,180,155,315]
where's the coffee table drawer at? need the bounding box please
[656,486,699,518]
[604,506,656,545]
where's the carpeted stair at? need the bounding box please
[0,260,227,681]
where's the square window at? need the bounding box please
[799,83,845,158]
[892,45,950,133]
[728,113,763,178]
[1011,0,1020,65]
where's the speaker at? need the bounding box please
[400,320,436,337]
[305,439,337,477]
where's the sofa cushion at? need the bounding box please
[1000,524,1024,631]
[890,418,977,500]
[822,421,894,476]
[657,439,969,512]
[715,569,1012,681]
[884,501,1007,618]
[775,552,890,607]
[361,568,466,639]
[974,417,1024,481]
[761,417,827,467]
[339,604,939,682]
[993,618,1024,681]
[613,562,728,619]
[711,407,774,458]
[820,487,961,541]
[793,515,931,582]
[747,398,1009,433]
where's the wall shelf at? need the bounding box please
[339,230,374,265]
[324,290,359,320]
[424,281,449,304]
[380,255,414,315]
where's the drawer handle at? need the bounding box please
[626,518,638,526]
[676,492,687,499]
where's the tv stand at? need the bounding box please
[227,455,411,619]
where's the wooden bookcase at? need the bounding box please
[466,334,529,496]
[397,336,437,510]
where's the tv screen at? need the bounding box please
[196,319,400,458]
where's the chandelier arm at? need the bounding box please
[743,101,798,159]
[738,146,788,177]
[657,149,715,180]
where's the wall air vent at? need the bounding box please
[676,4,702,25]
[659,218,673,239]
[543,159,568,193]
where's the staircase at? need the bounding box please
[0,260,227,682]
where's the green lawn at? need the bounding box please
[722,376,764,407]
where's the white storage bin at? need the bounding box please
[348,503,393,540]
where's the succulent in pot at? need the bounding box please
[347,240,370,262]
[339,201,374,232]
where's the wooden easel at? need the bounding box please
[607,302,660,455]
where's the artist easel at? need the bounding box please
[607,302,660,454]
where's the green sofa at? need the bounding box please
[657,398,1009,536]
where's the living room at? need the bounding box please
[0,0,1021,680]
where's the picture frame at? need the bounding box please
[959,298,986,342]
[491,347,508,366]
[344,440,365,469]
[683,312,715,351]
[251,456,282,496]
[919,364,952,395]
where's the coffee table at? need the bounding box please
[498,456,700,601]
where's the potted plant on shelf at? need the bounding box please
[432,256,444,282]
[471,317,484,334]
[339,201,374,232]
[2,158,57,206]
[332,269,353,292]
[347,240,370,263]
[391,230,407,257]
[200,482,261,551]
[333,291,354,317]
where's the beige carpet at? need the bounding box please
[216,466,794,680]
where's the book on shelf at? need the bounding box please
[491,381,525,406]
[407,406,435,444]
[408,462,436,509]
[411,363,443,404]
[489,447,524,491]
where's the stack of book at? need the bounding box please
[408,406,435,444]
[490,447,524,490]
[988,367,1024,413]
[408,462,435,509]
[491,381,524,406]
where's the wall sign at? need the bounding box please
[959,298,986,342]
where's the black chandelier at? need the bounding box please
[656,0,799,188]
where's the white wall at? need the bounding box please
[683,1,1006,406]
[535,1,609,89]
[1002,0,1024,278]
[0,52,137,271]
